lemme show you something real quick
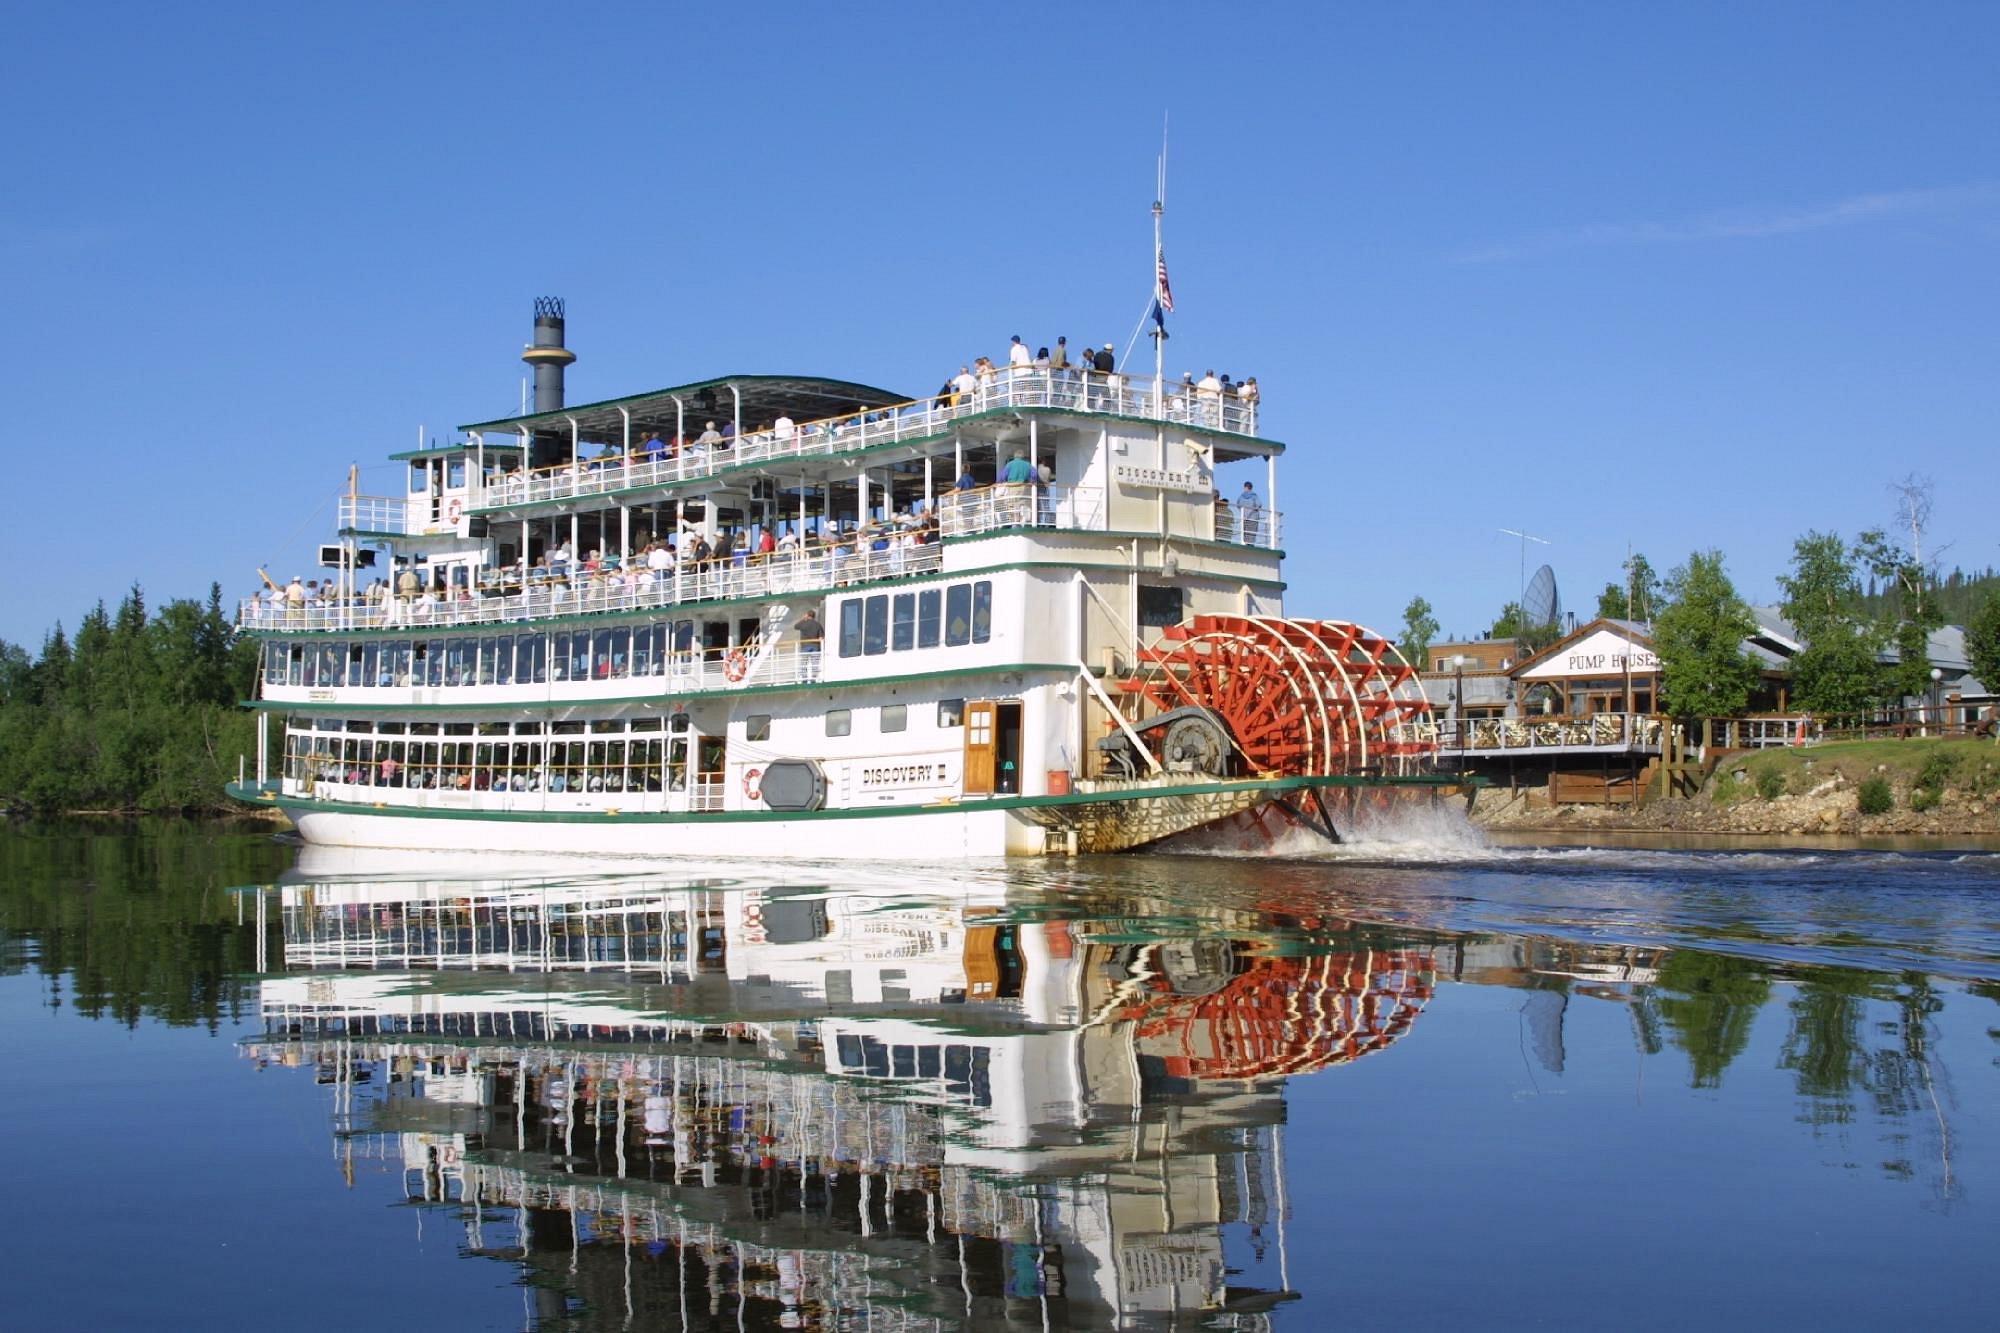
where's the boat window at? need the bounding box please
[838,599,864,658]
[863,595,889,655]
[669,712,689,733]
[517,634,547,683]
[881,704,907,733]
[408,462,427,494]
[938,698,965,727]
[825,709,852,737]
[892,594,916,652]
[972,581,992,643]
[945,584,972,647]
[917,589,941,648]
[1138,584,1184,628]
[745,714,771,742]
[447,459,466,489]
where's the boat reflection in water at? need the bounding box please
[240,861,1487,1330]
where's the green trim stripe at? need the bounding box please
[229,772,1464,826]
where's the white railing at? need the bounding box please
[339,495,412,533]
[240,544,942,633]
[1209,505,1283,550]
[267,641,824,699]
[472,368,1262,512]
[690,778,726,813]
[938,484,1105,537]
[1436,713,1666,753]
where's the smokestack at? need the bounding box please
[521,297,575,413]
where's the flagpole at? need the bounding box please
[1152,196,1164,421]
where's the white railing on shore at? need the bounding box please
[339,495,411,533]
[473,368,1261,512]
[242,544,943,634]
[1436,713,1667,753]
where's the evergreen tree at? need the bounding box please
[1653,550,1759,721]
[1596,582,1628,619]
[0,584,259,813]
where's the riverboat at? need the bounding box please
[228,299,1443,856]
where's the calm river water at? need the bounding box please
[2,819,1996,1330]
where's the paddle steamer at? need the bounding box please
[229,300,1439,856]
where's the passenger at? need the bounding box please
[644,431,667,463]
[955,463,979,490]
[794,609,823,656]
[773,415,795,442]
[1236,480,1263,544]
[1034,346,1051,370]
[696,420,724,451]
[1050,336,1069,370]
[952,364,976,405]
[1008,335,1032,369]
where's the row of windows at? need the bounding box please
[285,732,693,794]
[264,622,731,689]
[838,581,992,658]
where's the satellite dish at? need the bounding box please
[1523,564,1561,630]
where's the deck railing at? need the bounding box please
[472,368,1261,512]
[339,495,412,533]
[1434,712,1667,753]
[242,544,944,633]
[268,640,825,700]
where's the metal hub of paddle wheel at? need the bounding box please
[1118,615,1436,777]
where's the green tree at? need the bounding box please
[1653,550,1760,724]
[1398,595,1439,669]
[1778,531,1884,715]
[1968,590,2000,702]
[1596,582,1629,619]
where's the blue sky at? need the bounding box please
[2,2,1994,648]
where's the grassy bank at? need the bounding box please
[1715,738,2000,810]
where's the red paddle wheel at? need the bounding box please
[1119,615,1436,776]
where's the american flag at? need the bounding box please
[1156,250,1174,313]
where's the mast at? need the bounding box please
[1152,196,1165,420]
[1151,121,1170,421]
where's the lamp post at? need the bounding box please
[1930,666,1944,735]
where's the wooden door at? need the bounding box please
[962,700,997,794]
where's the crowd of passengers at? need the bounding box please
[939,335,1258,422]
[481,338,1259,489]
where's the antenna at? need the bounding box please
[1497,527,1552,623]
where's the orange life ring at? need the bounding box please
[743,766,763,802]
[724,649,750,682]
[446,497,464,524]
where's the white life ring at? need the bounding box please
[743,766,763,802]
[724,649,750,683]
[446,498,464,524]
